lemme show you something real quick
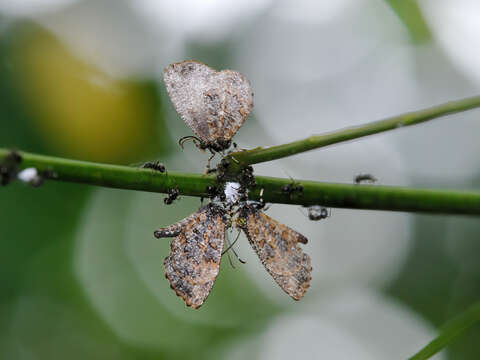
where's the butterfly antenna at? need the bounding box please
[223,234,236,269]
[222,230,246,264]
[222,230,241,255]
[226,249,235,269]
[231,246,246,264]
[178,136,201,150]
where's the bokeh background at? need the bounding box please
[1,1,479,359]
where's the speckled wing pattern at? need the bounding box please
[163,60,253,146]
[154,203,226,309]
[240,207,312,300]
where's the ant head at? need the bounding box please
[216,173,226,182]
[320,208,328,217]
[220,158,230,169]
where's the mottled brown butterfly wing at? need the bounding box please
[154,204,226,309]
[240,207,312,300]
[163,60,253,149]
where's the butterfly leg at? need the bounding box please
[205,150,216,173]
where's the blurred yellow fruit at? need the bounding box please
[11,26,161,163]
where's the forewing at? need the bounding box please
[209,69,253,142]
[161,204,226,308]
[163,60,253,144]
[241,208,311,300]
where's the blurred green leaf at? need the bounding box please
[409,301,480,360]
[384,0,432,43]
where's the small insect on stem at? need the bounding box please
[251,188,268,211]
[0,150,22,186]
[17,168,56,187]
[224,182,242,204]
[164,187,180,205]
[239,165,256,191]
[142,161,166,173]
[303,205,330,221]
[354,173,377,184]
[204,185,226,204]
[281,181,304,198]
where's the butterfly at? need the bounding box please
[163,60,253,152]
[154,203,311,308]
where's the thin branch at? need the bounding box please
[2,149,480,215]
[0,149,216,197]
[409,301,480,360]
[230,95,480,165]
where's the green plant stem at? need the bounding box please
[2,149,480,215]
[0,149,216,197]
[230,95,480,166]
[409,302,480,360]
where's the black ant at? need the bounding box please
[204,185,226,202]
[219,158,230,170]
[354,174,377,184]
[216,172,226,183]
[1,150,22,186]
[251,188,268,211]
[142,161,166,173]
[211,158,233,183]
[240,165,255,187]
[281,181,303,198]
[304,205,330,221]
[164,187,180,205]
[206,185,218,198]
